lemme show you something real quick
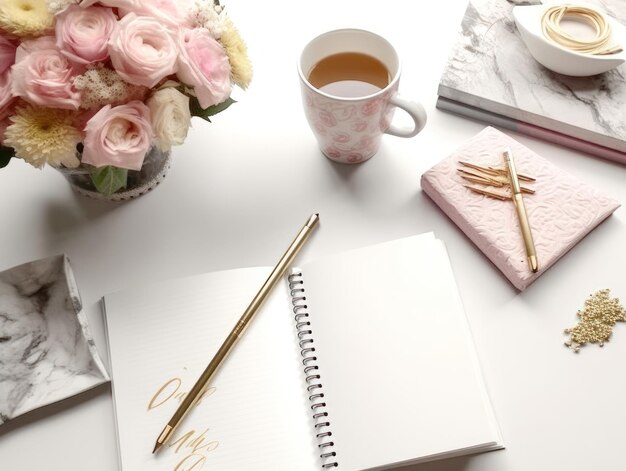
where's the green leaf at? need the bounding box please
[190,97,236,122]
[0,146,14,169]
[90,166,128,196]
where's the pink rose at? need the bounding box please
[56,5,117,64]
[83,101,154,171]
[12,37,81,109]
[0,72,14,145]
[119,0,190,28]
[0,70,13,111]
[82,0,191,26]
[108,13,178,88]
[79,0,136,8]
[0,37,16,75]
[177,28,231,109]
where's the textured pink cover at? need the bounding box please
[421,127,620,290]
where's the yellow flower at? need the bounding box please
[0,0,54,37]
[4,106,81,168]
[220,18,252,90]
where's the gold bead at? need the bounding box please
[563,289,625,353]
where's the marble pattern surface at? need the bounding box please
[438,0,626,153]
[0,255,109,425]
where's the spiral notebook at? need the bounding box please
[103,233,503,470]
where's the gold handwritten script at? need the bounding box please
[148,377,217,411]
[168,428,219,471]
[147,375,220,470]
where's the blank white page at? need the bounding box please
[104,267,317,471]
[299,235,502,471]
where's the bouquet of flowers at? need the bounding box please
[0,0,251,195]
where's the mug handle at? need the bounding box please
[384,94,427,138]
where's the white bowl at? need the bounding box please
[513,2,626,76]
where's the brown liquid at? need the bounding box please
[307,52,390,98]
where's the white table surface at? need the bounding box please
[1,1,625,469]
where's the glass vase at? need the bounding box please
[56,146,172,201]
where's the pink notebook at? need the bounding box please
[421,127,620,290]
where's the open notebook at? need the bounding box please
[103,233,503,470]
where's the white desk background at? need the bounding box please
[1,1,625,469]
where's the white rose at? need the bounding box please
[147,87,191,152]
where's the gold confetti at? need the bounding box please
[564,289,626,352]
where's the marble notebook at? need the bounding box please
[103,233,502,471]
[421,127,620,291]
[0,255,109,425]
[437,0,626,164]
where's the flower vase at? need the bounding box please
[56,146,171,201]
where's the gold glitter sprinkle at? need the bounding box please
[564,289,626,353]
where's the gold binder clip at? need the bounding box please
[457,160,536,201]
[463,185,510,201]
[459,161,536,183]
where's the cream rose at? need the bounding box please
[108,13,178,88]
[147,87,191,152]
[82,101,154,170]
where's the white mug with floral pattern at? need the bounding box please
[298,29,427,164]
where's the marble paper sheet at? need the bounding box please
[438,0,626,154]
[0,255,109,424]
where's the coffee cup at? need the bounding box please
[298,29,427,164]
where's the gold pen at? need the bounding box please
[152,213,320,454]
[503,149,538,273]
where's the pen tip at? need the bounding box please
[306,213,320,228]
[530,255,539,273]
[153,424,172,454]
